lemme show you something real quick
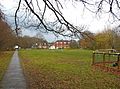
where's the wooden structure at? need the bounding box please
[92,51,120,69]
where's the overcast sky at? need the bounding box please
[0,0,120,42]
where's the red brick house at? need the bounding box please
[53,40,71,49]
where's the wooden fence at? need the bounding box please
[92,51,120,69]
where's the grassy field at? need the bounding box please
[0,51,13,80]
[19,49,120,89]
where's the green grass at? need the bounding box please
[19,49,120,89]
[0,51,13,80]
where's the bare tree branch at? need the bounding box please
[14,0,120,38]
[15,0,21,36]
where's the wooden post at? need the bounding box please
[92,51,95,65]
[117,53,120,69]
[103,52,105,66]
[108,54,110,61]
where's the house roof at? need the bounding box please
[55,40,71,42]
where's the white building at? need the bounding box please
[15,45,19,49]
[49,45,55,49]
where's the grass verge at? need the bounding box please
[20,49,120,89]
[0,51,13,80]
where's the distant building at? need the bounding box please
[51,40,71,49]
[15,45,19,49]
[38,42,48,49]
[49,45,56,49]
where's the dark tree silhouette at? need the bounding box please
[0,9,5,20]
[14,0,120,37]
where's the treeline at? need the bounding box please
[79,28,120,51]
[17,35,47,49]
[0,10,46,51]
[0,19,46,50]
[0,10,16,50]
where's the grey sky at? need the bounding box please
[0,0,120,42]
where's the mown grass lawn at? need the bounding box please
[19,49,120,89]
[0,51,13,80]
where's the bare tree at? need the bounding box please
[35,32,45,40]
[0,17,16,50]
[0,9,5,20]
[14,0,120,37]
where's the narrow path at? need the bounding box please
[0,50,27,89]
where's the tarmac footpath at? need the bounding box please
[0,50,27,89]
